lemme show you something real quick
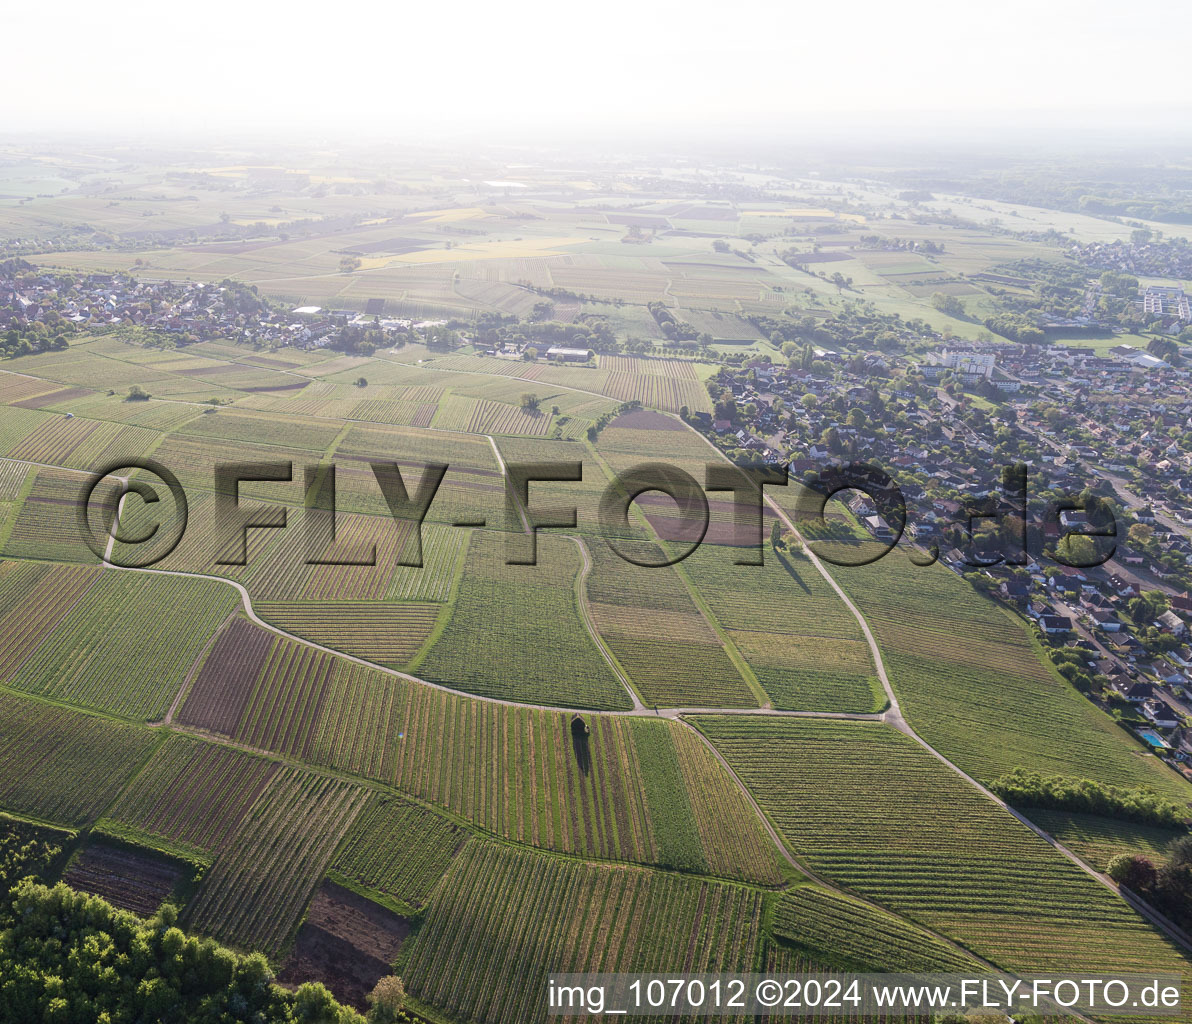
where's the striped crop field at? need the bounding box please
[331,794,470,911]
[255,600,441,668]
[0,350,153,391]
[105,488,264,587]
[4,414,110,465]
[333,424,505,526]
[179,620,409,774]
[418,530,631,709]
[1025,809,1187,871]
[232,636,338,758]
[102,734,279,858]
[176,617,274,735]
[60,421,161,471]
[415,354,528,377]
[757,945,928,1024]
[233,506,397,602]
[770,887,979,971]
[682,543,883,713]
[0,560,99,678]
[176,409,341,452]
[385,522,465,601]
[693,717,1192,984]
[4,467,101,563]
[184,767,369,957]
[305,662,409,781]
[585,538,757,707]
[399,840,764,1024]
[55,392,205,431]
[10,569,238,720]
[491,435,611,530]
[428,395,475,432]
[0,689,159,827]
[0,371,60,403]
[832,556,1191,800]
[0,406,46,455]
[384,686,783,882]
[433,395,554,436]
[464,399,554,436]
[0,559,61,618]
[216,642,782,881]
[668,725,784,883]
[599,355,700,379]
[237,509,459,604]
[8,385,92,411]
[392,691,654,861]
[632,721,710,872]
[595,414,714,457]
[0,460,29,501]
[146,432,325,493]
[602,371,712,414]
[348,398,437,426]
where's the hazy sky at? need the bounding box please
[6,0,1190,138]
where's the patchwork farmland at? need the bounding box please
[1,145,1191,1024]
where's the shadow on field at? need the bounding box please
[773,543,811,595]
[571,715,591,776]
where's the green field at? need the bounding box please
[831,557,1191,801]
[693,716,1192,985]
[398,839,764,1024]
[418,529,632,709]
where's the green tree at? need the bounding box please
[367,976,407,1023]
[931,292,966,318]
[295,981,358,1023]
[1055,533,1096,566]
[1127,523,1154,550]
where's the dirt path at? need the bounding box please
[487,432,646,711]
[151,609,238,727]
[569,535,645,711]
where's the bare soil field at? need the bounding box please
[278,880,410,1010]
[62,842,184,916]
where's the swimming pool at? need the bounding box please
[1137,728,1171,750]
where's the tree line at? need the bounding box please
[991,768,1187,829]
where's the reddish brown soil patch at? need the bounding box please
[172,364,245,377]
[11,387,92,409]
[63,843,183,916]
[636,493,762,548]
[278,881,410,1010]
[177,618,272,734]
[239,380,307,393]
